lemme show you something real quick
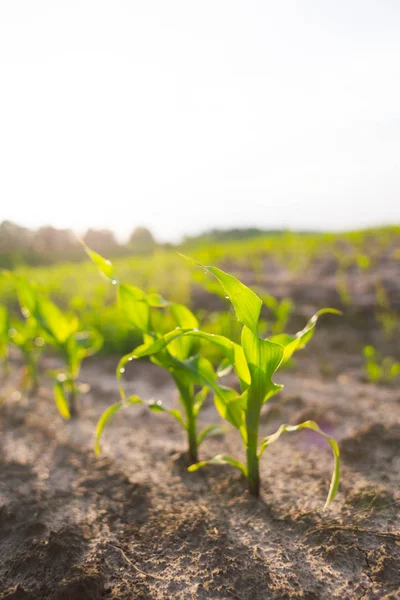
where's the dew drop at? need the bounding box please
[225,295,230,299]
[156,400,162,406]
[193,328,199,332]
[111,279,118,285]
[128,357,133,361]
[120,367,125,374]
[175,326,181,330]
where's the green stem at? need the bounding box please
[68,378,79,418]
[173,375,198,464]
[246,434,260,496]
[186,407,198,464]
[245,389,261,497]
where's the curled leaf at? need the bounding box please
[259,420,340,508]
[197,424,225,446]
[188,454,247,477]
[268,308,342,364]
[147,400,187,429]
[95,395,142,455]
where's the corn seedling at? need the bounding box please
[179,259,341,506]
[84,246,223,463]
[362,345,400,384]
[16,276,103,418]
[375,280,398,340]
[335,258,352,307]
[260,293,294,336]
[96,251,341,505]
[7,318,44,395]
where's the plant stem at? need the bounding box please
[174,375,198,464]
[246,435,260,497]
[245,389,261,497]
[69,378,79,418]
[186,408,198,464]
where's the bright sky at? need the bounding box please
[0,1,399,242]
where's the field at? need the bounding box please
[0,227,399,599]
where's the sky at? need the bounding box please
[0,1,399,242]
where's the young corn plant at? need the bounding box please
[178,259,341,506]
[16,276,103,418]
[7,317,44,395]
[362,345,400,384]
[375,280,398,340]
[83,246,222,464]
[260,293,294,337]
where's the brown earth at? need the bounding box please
[1,260,400,599]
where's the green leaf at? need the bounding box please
[268,308,341,364]
[54,382,71,420]
[83,244,118,283]
[14,276,38,318]
[118,284,150,331]
[171,304,198,329]
[188,454,247,477]
[34,296,79,345]
[259,420,340,508]
[147,400,186,429]
[168,304,199,359]
[0,305,8,337]
[126,327,251,388]
[193,385,209,415]
[95,401,123,454]
[241,326,284,403]
[206,266,262,334]
[146,293,170,307]
[216,357,232,378]
[170,354,247,438]
[179,255,262,333]
[197,424,224,446]
[214,388,247,441]
[65,328,103,377]
[126,329,186,359]
[95,395,142,454]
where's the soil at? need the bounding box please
[1,259,400,599]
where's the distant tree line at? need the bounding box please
[0,221,291,269]
[0,221,157,269]
[181,227,286,247]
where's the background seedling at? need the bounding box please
[362,345,400,384]
[16,275,103,418]
[84,245,224,463]
[259,293,294,337]
[7,318,44,396]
